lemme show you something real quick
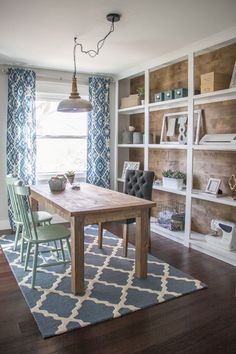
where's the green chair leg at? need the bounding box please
[66,238,71,259]
[24,242,31,271]
[14,224,21,251]
[60,240,65,262]
[53,240,60,259]
[31,244,38,289]
[20,237,25,263]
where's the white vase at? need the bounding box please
[162,177,184,190]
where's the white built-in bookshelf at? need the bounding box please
[114,29,236,266]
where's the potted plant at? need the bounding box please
[162,169,186,190]
[136,87,145,105]
[65,170,75,185]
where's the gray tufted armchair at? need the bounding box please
[98,170,154,257]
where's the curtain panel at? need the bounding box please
[86,76,111,188]
[6,68,36,228]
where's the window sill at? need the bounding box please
[36,172,86,184]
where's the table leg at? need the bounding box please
[30,196,38,211]
[135,208,149,278]
[71,216,85,295]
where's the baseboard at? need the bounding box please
[0,219,10,231]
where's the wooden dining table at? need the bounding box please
[30,183,156,295]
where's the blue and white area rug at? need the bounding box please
[0,226,206,338]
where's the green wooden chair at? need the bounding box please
[14,181,71,288]
[6,174,53,252]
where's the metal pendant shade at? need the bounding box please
[57,13,120,113]
[57,77,92,112]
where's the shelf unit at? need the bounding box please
[115,30,236,265]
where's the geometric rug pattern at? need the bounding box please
[0,225,206,338]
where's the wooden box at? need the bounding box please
[200,72,230,93]
[120,94,140,109]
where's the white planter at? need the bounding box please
[162,177,184,190]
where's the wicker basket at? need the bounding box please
[156,200,185,231]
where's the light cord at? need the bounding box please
[73,18,115,77]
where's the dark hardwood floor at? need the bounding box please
[0,223,236,354]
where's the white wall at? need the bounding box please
[0,71,9,229]
[0,67,116,230]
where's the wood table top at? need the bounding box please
[30,183,156,217]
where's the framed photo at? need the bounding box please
[205,178,221,195]
[230,61,236,88]
[121,161,140,180]
[160,110,202,145]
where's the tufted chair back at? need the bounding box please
[123,170,154,201]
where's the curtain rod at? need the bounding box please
[0,67,115,83]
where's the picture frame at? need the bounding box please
[229,61,236,88]
[160,110,202,145]
[121,161,140,180]
[205,178,221,195]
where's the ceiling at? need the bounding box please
[0,0,236,75]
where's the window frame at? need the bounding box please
[36,81,89,182]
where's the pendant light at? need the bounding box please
[57,13,121,113]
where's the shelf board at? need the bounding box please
[193,144,236,151]
[118,105,145,115]
[194,87,236,105]
[192,189,236,207]
[190,232,236,266]
[151,221,185,244]
[116,181,187,196]
[148,97,188,112]
[117,144,144,148]
[153,184,187,196]
[149,144,188,150]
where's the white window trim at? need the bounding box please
[36,79,89,182]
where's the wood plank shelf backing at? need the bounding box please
[116,34,236,266]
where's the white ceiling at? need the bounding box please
[0,0,236,75]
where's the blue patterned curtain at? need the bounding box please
[6,68,36,228]
[86,76,111,188]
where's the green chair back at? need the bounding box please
[6,174,21,223]
[14,182,38,241]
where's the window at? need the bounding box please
[36,99,88,180]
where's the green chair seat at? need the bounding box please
[31,211,52,224]
[30,224,70,244]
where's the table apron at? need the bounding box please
[83,209,143,225]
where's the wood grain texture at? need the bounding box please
[192,199,236,234]
[30,183,154,217]
[194,43,236,91]
[130,113,144,134]
[135,208,149,277]
[149,60,188,103]
[195,100,236,138]
[193,151,236,195]
[129,148,145,170]
[149,149,187,180]
[71,215,85,295]
[1,222,235,354]
[130,75,145,95]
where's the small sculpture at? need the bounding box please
[228,174,236,200]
